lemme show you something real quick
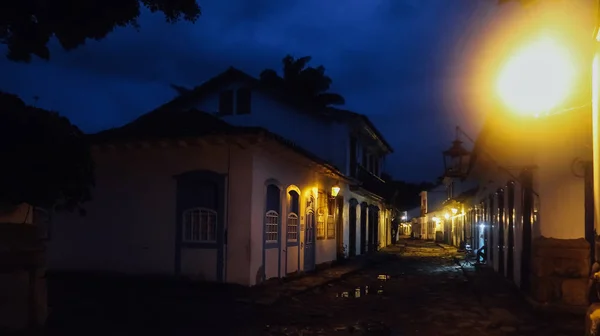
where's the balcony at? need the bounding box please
[351,164,389,199]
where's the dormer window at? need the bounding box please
[236,88,251,114]
[219,90,234,115]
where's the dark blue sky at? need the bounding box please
[0,0,529,182]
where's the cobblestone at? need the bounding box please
[45,239,585,335]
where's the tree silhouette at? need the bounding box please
[0,0,201,62]
[0,92,94,215]
[0,1,201,215]
[259,55,345,107]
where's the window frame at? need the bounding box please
[326,197,336,239]
[316,191,326,239]
[182,207,218,243]
[265,210,279,243]
[287,213,299,242]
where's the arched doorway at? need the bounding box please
[360,202,368,254]
[348,199,358,257]
[304,195,316,271]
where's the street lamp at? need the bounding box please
[496,36,576,117]
[442,127,471,179]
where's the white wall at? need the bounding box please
[250,143,339,282]
[47,143,254,285]
[193,83,347,171]
[470,107,591,287]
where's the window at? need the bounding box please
[236,88,252,114]
[219,90,234,115]
[265,184,281,244]
[182,208,217,243]
[287,190,300,242]
[265,210,279,242]
[326,197,336,239]
[287,213,299,241]
[317,191,326,239]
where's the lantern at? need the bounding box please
[442,139,470,179]
[331,184,341,198]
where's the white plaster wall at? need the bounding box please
[250,144,339,283]
[46,143,254,285]
[249,142,388,283]
[193,85,344,171]
[471,107,591,286]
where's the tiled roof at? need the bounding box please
[158,67,393,152]
[87,108,345,177]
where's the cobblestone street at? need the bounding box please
[45,240,586,336]
[240,241,584,336]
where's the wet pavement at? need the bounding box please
[244,241,584,336]
[45,240,585,335]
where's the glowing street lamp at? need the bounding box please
[496,36,576,117]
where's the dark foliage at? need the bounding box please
[259,55,345,107]
[0,92,95,214]
[0,0,201,62]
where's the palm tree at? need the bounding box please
[259,55,345,107]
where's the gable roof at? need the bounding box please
[88,109,346,177]
[155,67,393,152]
[324,108,393,153]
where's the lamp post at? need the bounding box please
[442,127,471,180]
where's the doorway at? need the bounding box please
[348,199,357,257]
[304,196,316,272]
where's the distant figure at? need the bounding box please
[477,245,487,263]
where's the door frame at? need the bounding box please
[173,170,226,282]
[360,202,368,254]
[335,196,344,260]
[348,199,358,257]
[303,195,316,272]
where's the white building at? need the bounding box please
[46,68,395,286]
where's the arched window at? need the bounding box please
[265,210,279,242]
[287,190,300,242]
[265,184,281,244]
[182,207,217,243]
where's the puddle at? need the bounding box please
[336,275,390,298]
[335,285,385,298]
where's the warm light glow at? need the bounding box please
[496,37,576,116]
[432,216,439,222]
[331,184,340,197]
[451,208,458,215]
[444,213,450,220]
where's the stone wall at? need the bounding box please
[0,222,47,332]
[531,237,590,306]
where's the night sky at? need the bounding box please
[0,0,560,182]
